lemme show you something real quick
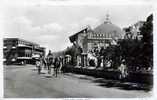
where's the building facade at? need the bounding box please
[70,18,123,53]
[3,38,45,65]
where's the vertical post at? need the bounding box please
[65,56,67,64]
[85,54,87,67]
[65,55,71,64]
[77,55,81,66]
[81,53,87,67]
[100,56,104,68]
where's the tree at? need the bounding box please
[102,45,121,69]
[116,14,153,70]
[118,39,143,70]
[140,14,153,69]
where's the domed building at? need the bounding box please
[93,21,123,40]
[69,15,123,53]
[87,17,124,52]
[69,15,124,66]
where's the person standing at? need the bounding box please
[36,58,42,74]
[47,56,53,74]
[53,57,60,77]
[46,50,53,74]
[42,56,47,69]
[59,56,63,74]
[118,59,128,80]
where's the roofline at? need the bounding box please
[3,38,39,46]
[69,27,88,38]
[69,27,89,43]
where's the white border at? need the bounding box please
[0,0,156,100]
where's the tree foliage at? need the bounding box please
[140,14,153,68]
[101,14,153,70]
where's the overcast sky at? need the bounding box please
[2,1,154,53]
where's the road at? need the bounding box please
[4,65,152,98]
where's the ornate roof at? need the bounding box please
[93,22,124,39]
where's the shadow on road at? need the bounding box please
[31,68,153,92]
[65,73,152,92]
[92,78,152,92]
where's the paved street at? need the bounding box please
[4,65,152,98]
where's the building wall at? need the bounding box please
[3,38,45,64]
[74,30,114,54]
[86,31,113,53]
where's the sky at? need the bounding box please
[1,0,154,54]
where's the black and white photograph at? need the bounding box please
[1,0,156,99]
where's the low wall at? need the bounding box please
[62,65,153,85]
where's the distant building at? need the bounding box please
[3,38,45,65]
[123,21,144,40]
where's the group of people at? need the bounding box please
[35,50,63,77]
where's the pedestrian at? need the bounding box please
[46,50,53,74]
[59,56,63,74]
[118,59,128,80]
[53,57,60,77]
[47,57,52,74]
[36,58,42,74]
[42,56,47,69]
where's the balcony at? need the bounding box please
[17,44,33,48]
